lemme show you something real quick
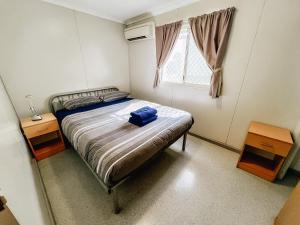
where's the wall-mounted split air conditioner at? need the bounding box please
[124,22,155,42]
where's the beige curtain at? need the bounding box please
[189,7,235,98]
[154,21,183,87]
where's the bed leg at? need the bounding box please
[111,188,121,214]
[182,132,187,151]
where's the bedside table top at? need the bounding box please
[20,113,57,128]
[249,121,293,144]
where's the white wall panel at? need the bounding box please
[0,79,50,225]
[227,0,300,169]
[0,0,130,118]
[75,11,130,91]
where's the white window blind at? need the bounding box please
[162,22,212,85]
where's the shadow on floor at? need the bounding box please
[275,170,299,187]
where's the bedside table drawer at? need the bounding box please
[23,121,59,138]
[245,133,291,157]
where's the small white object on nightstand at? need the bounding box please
[25,94,42,121]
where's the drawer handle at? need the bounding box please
[260,142,273,148]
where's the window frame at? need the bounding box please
[161,21,212,87]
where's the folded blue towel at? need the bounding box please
[130,106,157,121]
[129,115,158,127]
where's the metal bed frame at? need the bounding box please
[78,131,187,214]
[48,87,190,214]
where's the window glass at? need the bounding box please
[185,34,212,85]
[162,28,187,83]
[162,22,212,85]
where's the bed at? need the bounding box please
[49,87,194,213]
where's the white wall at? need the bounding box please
[226,0,300,169]
[129,0,300,170]
[0,78,50,225]
[0,0,130,118]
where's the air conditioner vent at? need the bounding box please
[128,36,146,41]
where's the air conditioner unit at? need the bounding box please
[124,22,155,42]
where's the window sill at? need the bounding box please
[162,81,210,89]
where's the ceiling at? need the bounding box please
[43,0,200,23]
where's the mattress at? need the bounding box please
[61,99,194,187]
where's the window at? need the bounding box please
[162,22,212,85]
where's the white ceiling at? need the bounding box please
[43,0,200,23]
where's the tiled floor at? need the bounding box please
[38,135,298,225]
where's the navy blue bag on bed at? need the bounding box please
[130,106,157,121]
[129,115,158,127]
[129,106,158,127]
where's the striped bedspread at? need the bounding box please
[61,99,193,187]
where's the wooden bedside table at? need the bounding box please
[237,121,293,182]
[20,113,65,161]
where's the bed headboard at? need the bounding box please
[49,86,119,114]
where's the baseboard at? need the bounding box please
[32,159,56,225]
[188,132,241,154]
[188,132,300,178]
